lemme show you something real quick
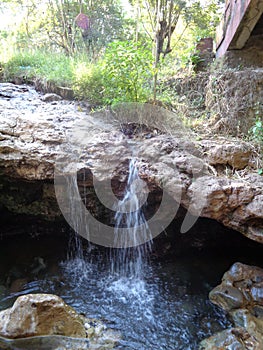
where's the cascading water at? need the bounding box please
[56,157,230,349]
[19,157,229,350]
[111,158,152,279]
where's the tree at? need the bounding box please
[41,0,128,56]
[150,0,186,100]
[129,0,224,101]
[0,0,128,56]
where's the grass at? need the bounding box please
[1,50,76,87]
[0,46,153,105]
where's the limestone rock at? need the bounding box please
[209,285,244,312]
[55,86,74,100]
[0,294,86,339]
[0,293,121,348]
[199,327,262,350]
[207,142,252,170]
[202,263,263,350]
[209,262,263,312]
[41,93,62,102]
[0,83,262,243]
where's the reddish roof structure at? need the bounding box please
[216,0,263,57]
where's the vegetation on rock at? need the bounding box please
[0,0,262,158]
[0,0,223,102]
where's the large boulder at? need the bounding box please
[0,293,86,339]
[200,263,263,349]
[0,293,120,349]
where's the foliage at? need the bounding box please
[73,61,105,104]
[249,116,263,175]
[0,0,130,56]
[2,50,75,85]
[184,0,224,40]
[0,0,225,105]
[1,41,153,105]
[74,40,153,104]
[102,41,153,104]
[250,119,263,145]
[126,0,224,100]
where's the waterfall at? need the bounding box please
[64,157,152,285]
[110,158,152,279]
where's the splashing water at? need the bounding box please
[57,158,230,349]
[111,158,152,279]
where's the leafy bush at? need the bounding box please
[2,42,154,105]
[102,41,153,104]
[73,41,154,105]
[249,103,263,146]
[73,62,106,104]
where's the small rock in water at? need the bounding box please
[41,93,62,102]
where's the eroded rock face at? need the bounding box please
[202,141,253,170]
[200,263,263,349]
[0,293,86,338]
[0,83,262,243]
[199,327,262,350]
[0,293,120,349]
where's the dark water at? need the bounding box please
[0,229,242,350]
[1,221,263,350]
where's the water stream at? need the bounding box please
[2,159,263,348]
[111,158,152,279]
[2,225,263,349]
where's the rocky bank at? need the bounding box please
[0,293,120,349]
[0,82,262,243]
[200,262,263,350]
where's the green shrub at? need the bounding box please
[2,42,154,105]
[102,41,153,104]
[249,103,263,146]
[73,62,105,104]
[73,41,154,105]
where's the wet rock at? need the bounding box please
[0,293,87,338]
[0,293,121,349]
[209,285,244,311]
[0,335,90,350]
[209,262,263,313]
[231,308,263,337]
[201,263,263,349]
[199,327,261,350]
[41,93,62,102]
